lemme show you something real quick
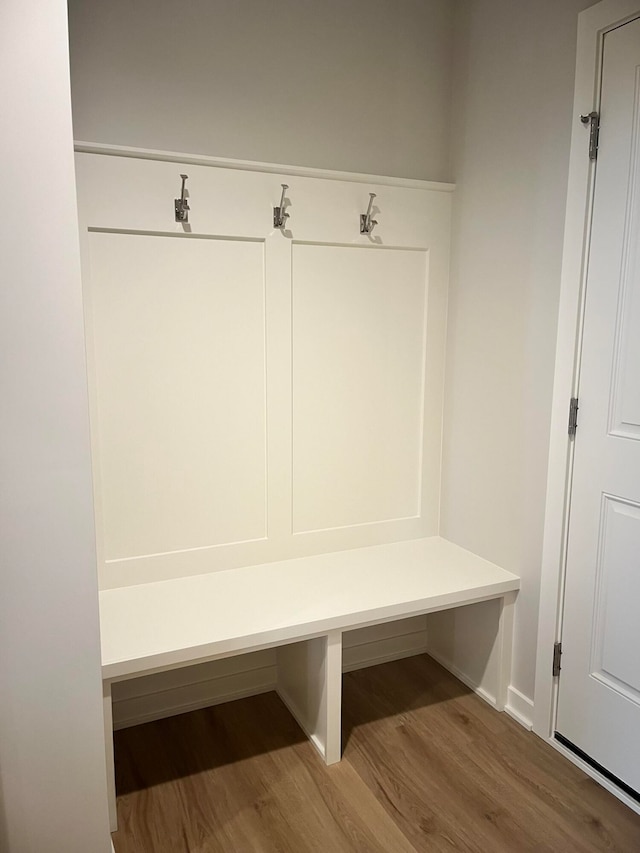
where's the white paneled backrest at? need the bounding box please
[75,149,453,588]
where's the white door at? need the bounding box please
[556,17,640,796]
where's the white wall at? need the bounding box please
[0,1,111,850]
[438,0,597,708]
[67,0,454,181]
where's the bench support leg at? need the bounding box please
[276,630,342,765]
[495,591,517,711]
[103,680,118,833]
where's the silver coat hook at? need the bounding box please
[175,174,190,222]
[360,192,378,234]
[274,184,289,229]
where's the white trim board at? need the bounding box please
[74,141,456,193]
[535,0,640,807]
[505,686,534,731]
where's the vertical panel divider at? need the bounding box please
[495,591,517,711]
[265,233,293,546]
[103,680,117,832]
[324,629,344,764]
[276,630,343,765]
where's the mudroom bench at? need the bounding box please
[100,536,519,831]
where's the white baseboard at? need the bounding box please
[114,679,276,730]
[425,647,535,730]
[425,647,498,708]
[275,685,327,762]
[343,628,428,673]
[112,618,429,729]
[505,685,534,730]
[112,651,277,730]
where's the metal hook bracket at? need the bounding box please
[175,174,190,222]
[360,193,378,234]
[273,184,289,229]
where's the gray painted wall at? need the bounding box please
[68,0,455,181]
[438,0,598,703]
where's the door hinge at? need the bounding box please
[553,641,562,677]
[580,111,600,160]
[568,397,579,437]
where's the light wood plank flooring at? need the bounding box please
[112,655,640,852]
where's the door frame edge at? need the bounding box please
[534,0,640,739]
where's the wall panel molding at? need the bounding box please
[76,150,452,588]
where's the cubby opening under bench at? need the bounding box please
[100,536,519,831]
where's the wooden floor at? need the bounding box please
[112,655,640,852]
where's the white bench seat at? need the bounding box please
[100,536,519,831]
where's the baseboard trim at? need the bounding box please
[505,685,534,730]
[275,685,327,762]
[425,647,498,708]
[113,679,276,730]
[342,643,429,673]
[425,649,536,728]
[343,628,428,673]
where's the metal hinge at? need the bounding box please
[580,111,600,160]
[568,397,579,437]
[553,642,562,677]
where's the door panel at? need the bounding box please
[557,17,640,793]
[610,62,640,440]
[592,495,640,699]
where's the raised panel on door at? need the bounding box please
[591,496,640,698]
[609,65,640,441]
[292,243,428,533]
[86,231,267,563]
